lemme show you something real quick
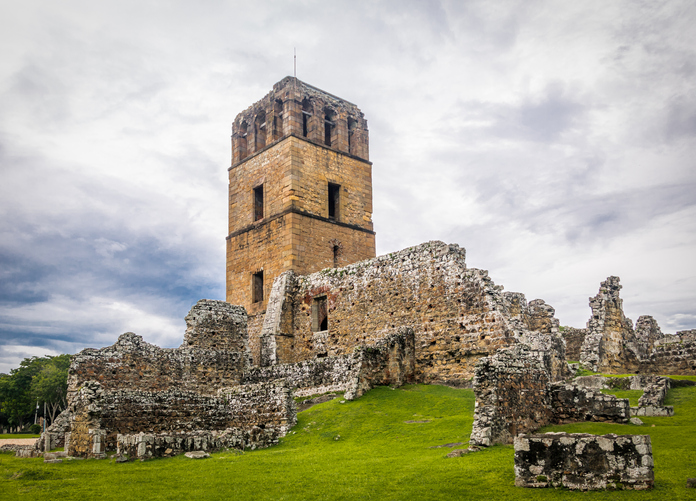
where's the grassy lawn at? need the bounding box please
[0,435,40,440]
[1,383,695,500]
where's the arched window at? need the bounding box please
[238,121,248,161]
[274,99,284,140]
[255,111,266,151]
[347,116,357,155]
[324,108,336,147]
[302,98,312,137]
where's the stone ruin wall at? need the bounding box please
[67,301,250,396]
[245,327,416,400]
[575,277,695,376]
[260,241,567,385]
[65,300,291,458]
[470,345,629,448]
[561,327,587,362]
[514,433,654,490]
[65,300,416,458]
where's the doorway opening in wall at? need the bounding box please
[312,296,328,332]
[254,185,264,221]
[252,271,264,303]
[328,183,340,220]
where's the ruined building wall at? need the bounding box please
[638,329,696,375]
[66,300,298,458]
[245,327,416,400]
[68,301,249,395]
[260,241,568,384]
[580,277,639,373]
[576,277,696,375]
[514,433,654,490]
[470,346,629,447]
[561,327,587,362]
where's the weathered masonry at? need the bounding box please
[227,77,376,361]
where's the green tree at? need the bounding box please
[31,354,70,424]
[0,357,50,429]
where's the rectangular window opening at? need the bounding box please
[311,296,328,332]
[254,185,264,221]
[302,111,311,137]
[324,120,333,146]
[252,271,264,303]
[328,183,340,220]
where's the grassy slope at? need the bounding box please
[1,384,695,500]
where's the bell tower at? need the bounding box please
[226,77,376,359]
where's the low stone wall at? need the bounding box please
[117,426,283,459]
[549,383,630,424]
[68,380,296,457]
[245,327,416,400]
[632,377,674,417]
[514,432,654,490]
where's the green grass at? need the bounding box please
[600,389,644,406]
[1,384,696,500]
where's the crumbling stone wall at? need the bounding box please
[469,345,552,447]
[549,383,630,424]
[574,278,695,375]
[261,241,567,384]
[561,327,587,362]
[470,346,629,447]
[638,329,696,375]
[68,300,249,396]
[246,327,416,400]
[514,433,654,490]
[580,277,639,373]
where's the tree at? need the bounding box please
[0,354,71,430]
[31,354,70,424]
[0,357,50,429]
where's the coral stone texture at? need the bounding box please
[514,433,654,490]
[258,241,569,384]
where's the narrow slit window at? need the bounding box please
[328,183,340,220]
[312,296,328,332]
[254,185,263,221]
[324,108,336,147]
[252,271,264,303]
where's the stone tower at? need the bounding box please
[226,77,376,355]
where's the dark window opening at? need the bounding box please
[302,98,312,137]
[347,116,357,154]
[328,183,340,220]
[312,296,328,332]
[254,185,263,221]
[238,121,248,161]
[324,108,336,147]
[252,271,264,303]
[274,99,284,140]
[255,112,266,150]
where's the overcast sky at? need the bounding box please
[1,0,695,373]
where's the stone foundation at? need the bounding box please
[514,433,654,490]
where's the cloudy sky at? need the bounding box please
[1,0,694,372]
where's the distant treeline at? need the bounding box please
[0,354,70,433]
